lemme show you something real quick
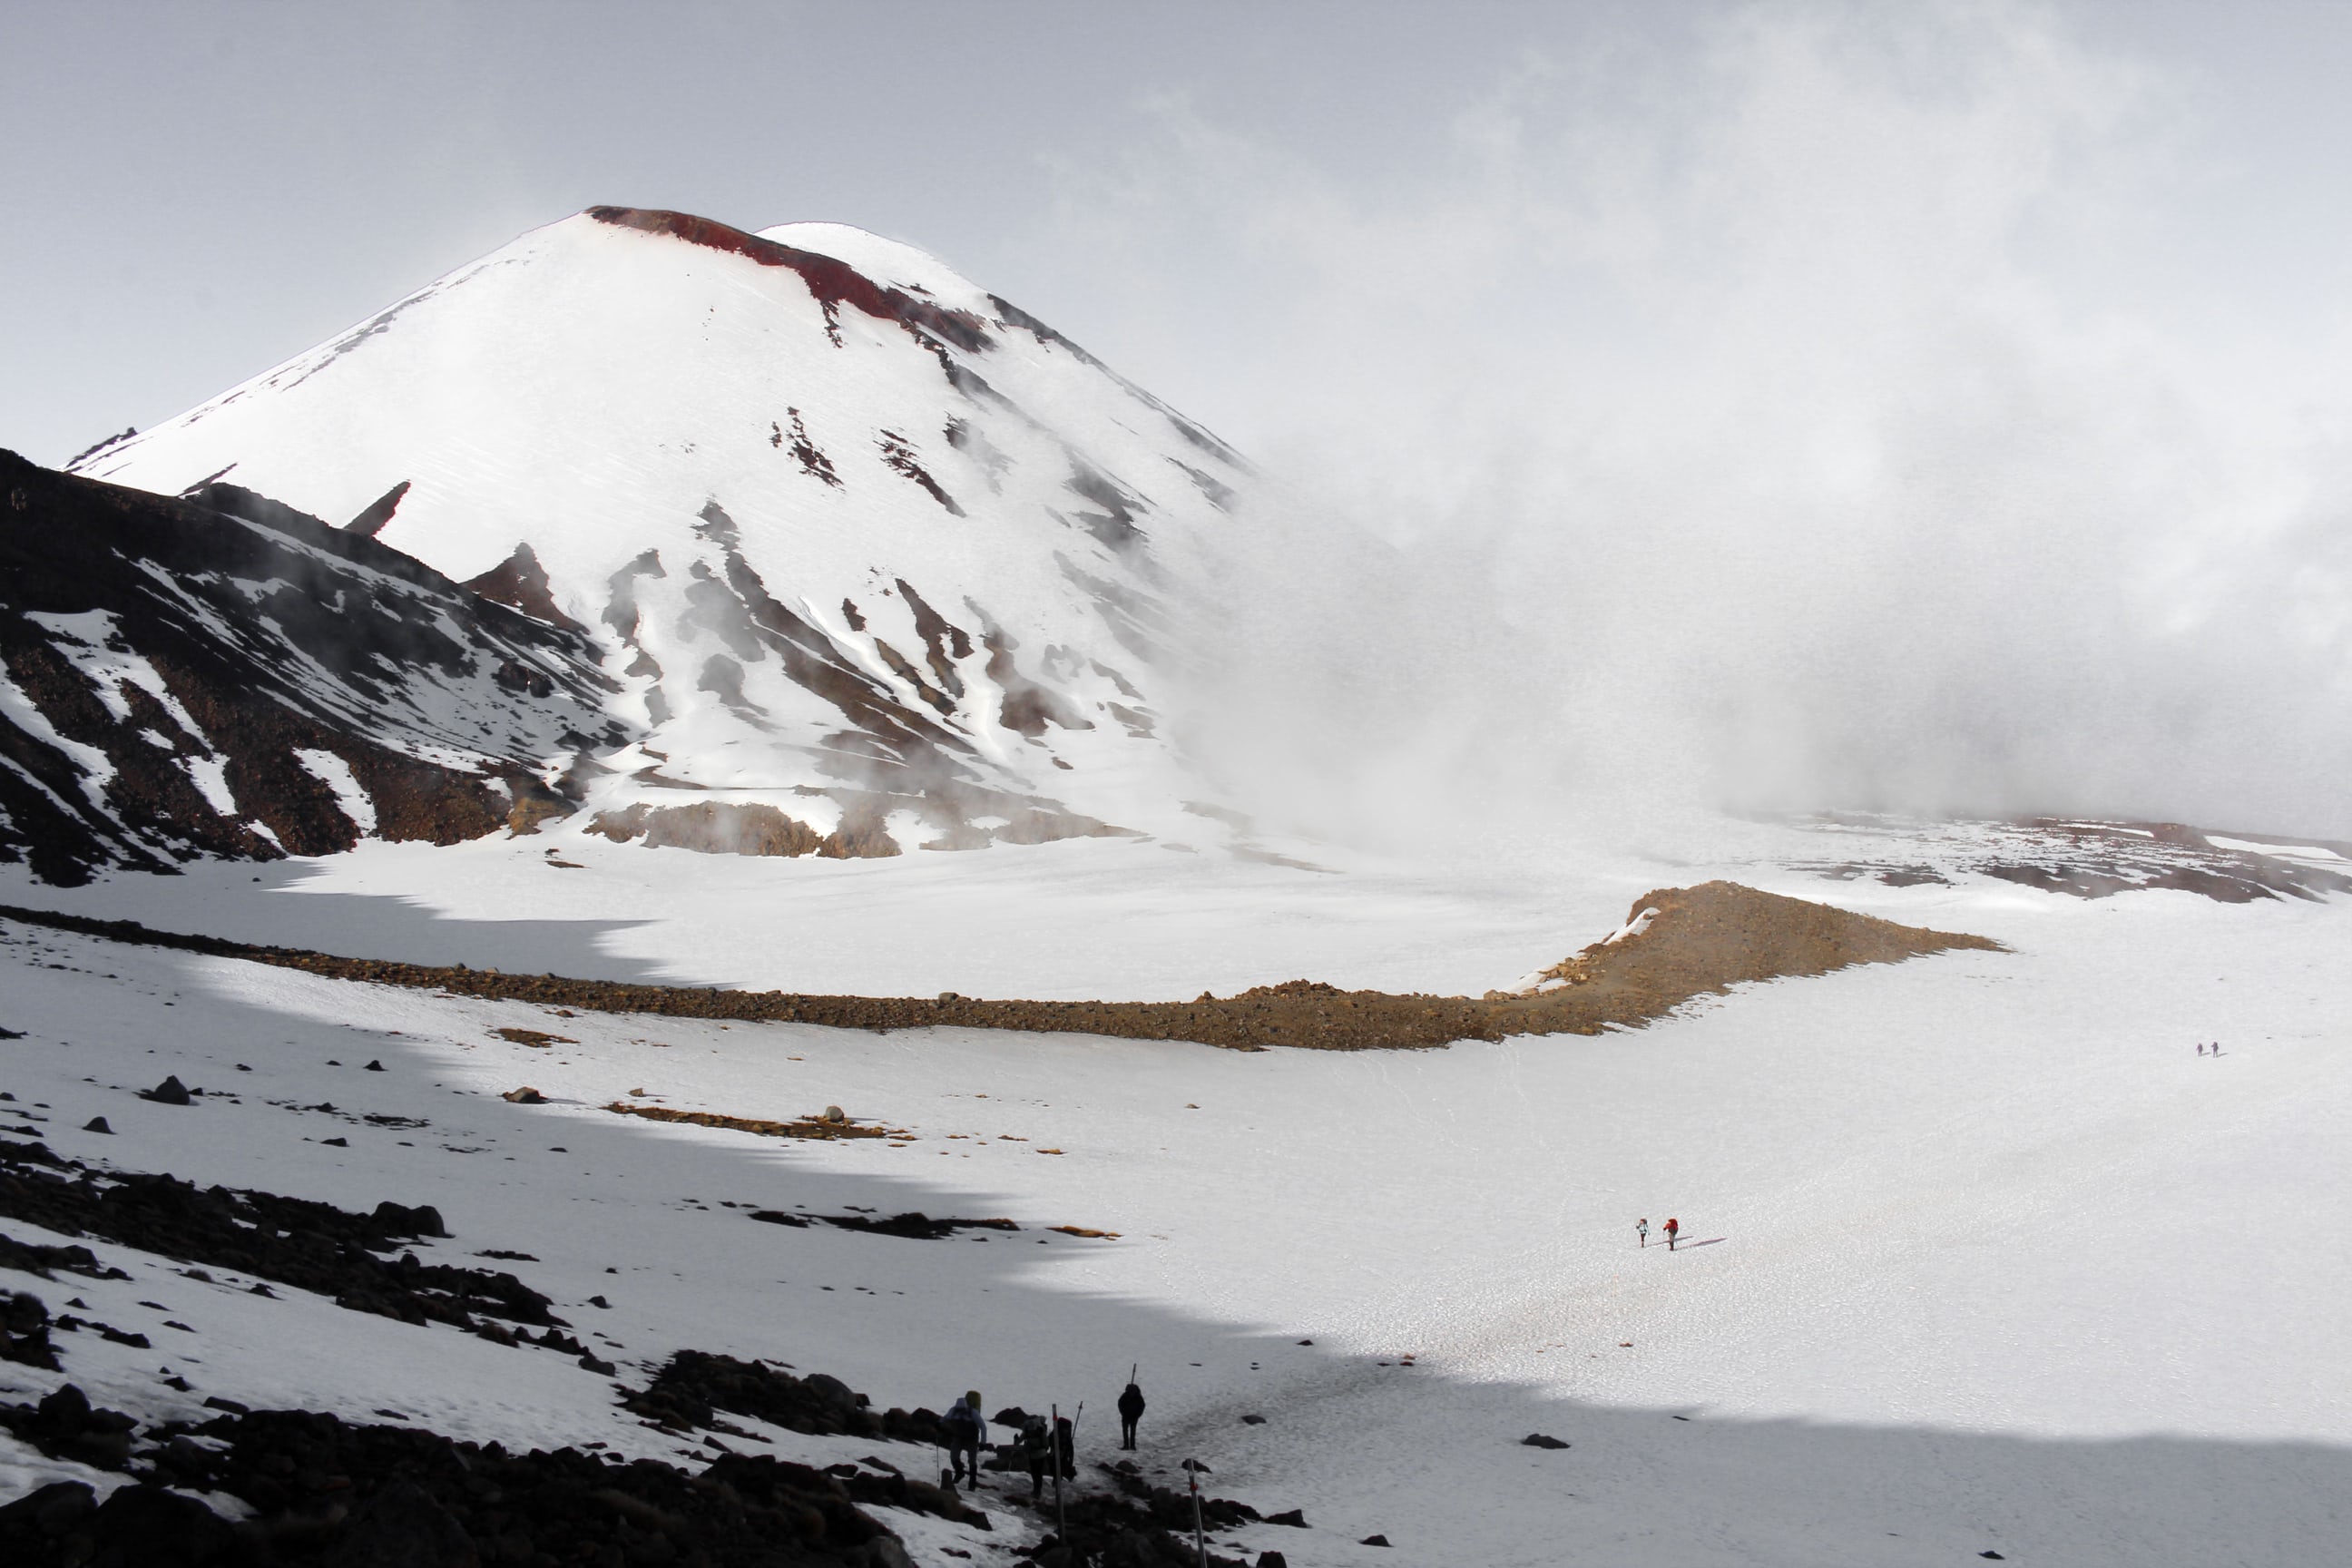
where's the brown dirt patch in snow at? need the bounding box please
[0,881,1995,1053]
[603,1103,902,1141]
[1488,880,2000,1029]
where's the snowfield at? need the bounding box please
[4,823,2348,1565]
[15,198,2347,1564]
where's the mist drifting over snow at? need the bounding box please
[1063,4,2352,847]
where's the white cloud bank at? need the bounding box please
[1048,2,2352,845]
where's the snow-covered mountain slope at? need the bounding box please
[73,208,1249,859]
[0,452,617,886]
[3,842,2349,1565]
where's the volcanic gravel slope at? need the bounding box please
[0,880,1996,1052]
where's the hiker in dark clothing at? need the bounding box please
[943,1392,985,1486]
[1118,1380,1146,1449]
[1020,1415,1053,1500]
[1664,1217,1680,1250]
[1054,1414,1077,1480]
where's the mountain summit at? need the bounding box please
[69,207,1247,861]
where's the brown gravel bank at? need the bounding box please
[0,881,1998,1052]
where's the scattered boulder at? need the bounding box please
[0,1382,140,1471]
[1360,1535,1392,1547]
[369,1200,449,1238]
[1523,1432,1571,1449]
[1,1290,59,1368]
[333,1476,479,1567]
[1264,1508,1308,1527]
[83,1116,113,1134]
[137,1075,193,1105]
[501,1086,546,1103]
[88,1483,235,1566]
[1240,1414,1266,1425]
[0,1480,97,1544]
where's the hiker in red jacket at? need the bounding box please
[1664,1217,1680,1250]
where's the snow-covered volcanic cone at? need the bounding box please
[76,208,1247,857]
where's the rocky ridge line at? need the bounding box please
[0,882,1999,1053]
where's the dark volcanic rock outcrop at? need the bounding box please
[0,1396,917,1567]
[0,451,620,883]
[0,1136,565,1345]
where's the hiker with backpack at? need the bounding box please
[1054,1412,1077,1480]
[1664,1217,1680,1250]
[1019,1413,1054,1500]
[943,1391,986,1486]
[1637,1218,1649,1248]
[1117,1377,1146,1449]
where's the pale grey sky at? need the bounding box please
[10,2,2350,466]
[0,0,1672,463]
[6,1,2351,834]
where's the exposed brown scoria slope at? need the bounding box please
[0,881,1996,1051]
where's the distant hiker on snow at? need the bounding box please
[1637,1218,1650,1248]
[1664,1217,1680,1250]
[943,1392,985,1485]
[1020,1414,1054,1500]
[1118,1378,1146,1449]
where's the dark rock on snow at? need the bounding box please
[137,1075,192,1105]
[1,1289,60,1369]
[0,1138,559,1344]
